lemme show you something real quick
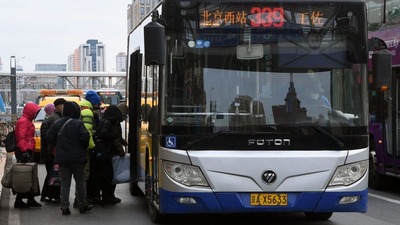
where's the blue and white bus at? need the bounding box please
[125,0,386,222]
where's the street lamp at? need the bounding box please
[10,55,17,118]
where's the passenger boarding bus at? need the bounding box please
[368,24,400,188]
[125,0,388,222]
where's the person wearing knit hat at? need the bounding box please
[44,103,55,117]
[53,98,66,117]
[39,98,66,204]
[54,98,66,107]
[85,90,101,110]
[40,102,58,204]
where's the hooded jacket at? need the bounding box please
[80,99,96,150]
[117,103,129,121]
[15,102,41,153]
[96,105,125,156]
[47,101,89,164]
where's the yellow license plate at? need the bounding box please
[250,193,288,206]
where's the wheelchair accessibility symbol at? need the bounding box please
[166,136,176,148]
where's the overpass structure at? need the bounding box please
[0,71,126,106]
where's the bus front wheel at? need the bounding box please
[304,212,333,220]
[369,146,385,190]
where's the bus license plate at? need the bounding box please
[250,193,288,206]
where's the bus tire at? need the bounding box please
[130,182,143,196]
[369,145,385,190]
[304,212,333,220]
[148,201,164,223]
[369,156,384,190]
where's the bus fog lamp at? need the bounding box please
[177,197,198,204]
[164,161,209,187]
[339,196,360,204]
[328,160,368,186]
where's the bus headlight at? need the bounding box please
[163,161,209,187]
[328,160,368,186]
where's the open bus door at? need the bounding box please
[128,49,143,196]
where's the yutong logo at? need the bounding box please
[248,139,290,146]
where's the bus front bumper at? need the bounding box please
[158,189,368,214]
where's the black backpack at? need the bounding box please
[5,130,17,153]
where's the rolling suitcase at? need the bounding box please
[12,163,40,194]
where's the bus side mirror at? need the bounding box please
[372,49,392,90]
[144,11,165,66]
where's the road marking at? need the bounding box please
[369,193,400,205]
[9,196,20,225]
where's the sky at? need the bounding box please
[0,0,131,72]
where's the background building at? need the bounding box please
[79,39,106,72]
[116,52,127,72]
[35,64,67,71]
[128,0,160,33]
[68,49,80,71]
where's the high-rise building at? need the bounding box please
[0,57,2,71]
[68,49,80,71]
[79,39,106,72]
[116,52,127,72]
[68,54,74,71]
[128,0,160,33]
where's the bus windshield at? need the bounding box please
[161,1,368,136]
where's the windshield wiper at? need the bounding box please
[312,124,345,148]
[184,129,279,149]
[184,131,228,149]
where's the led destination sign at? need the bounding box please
[200,7,285,28]
[200,6,326,28]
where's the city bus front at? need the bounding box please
[147,0,369,220]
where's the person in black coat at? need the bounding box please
[46,101,92,215]
[94,105,125,205]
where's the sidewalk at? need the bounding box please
[0,147,13,204]
[0,147,6,200]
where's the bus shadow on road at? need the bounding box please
[162,212,335,225]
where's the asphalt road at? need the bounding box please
[2,147,400,225]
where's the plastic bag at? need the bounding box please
[1,165,13,188]
[48,164,61,187]
[111,153,131,184]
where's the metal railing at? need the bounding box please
[0,71,127,108]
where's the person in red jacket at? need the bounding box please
[14,101,42,208]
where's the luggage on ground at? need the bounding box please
[12,162,40,194]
